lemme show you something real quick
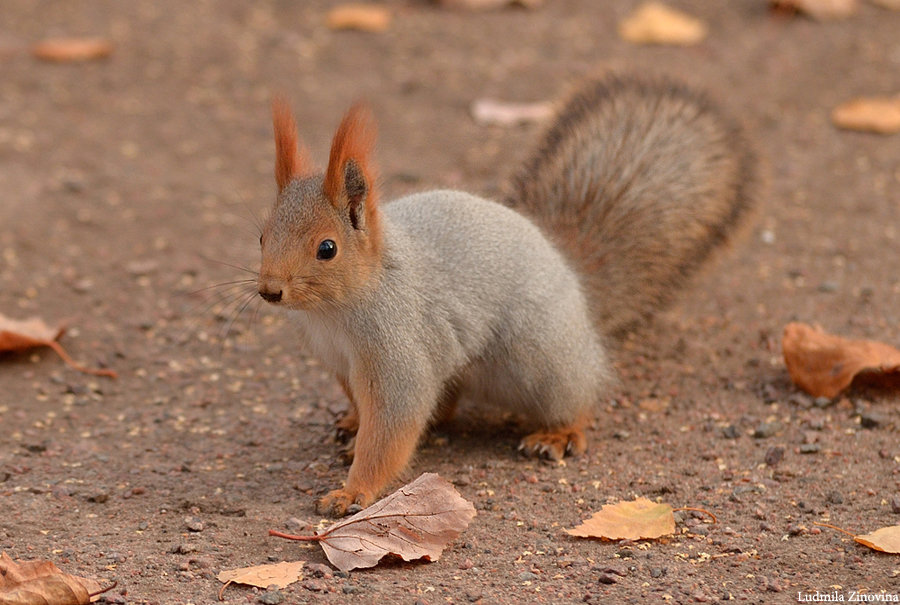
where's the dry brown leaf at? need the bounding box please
[618,2,707,46]
[770,0,859,19]
[782,322,900,398]
[855,526,900,553]
[32,38,113,62]
[0,551,111,604]
[470,99,555,126]
[0,313,117,378]
[566,497,676,540]
[326,4,392,32]
[217,561,305,598]
[270,473,476,571]
[437,0,543,9]
[832,96,900,134]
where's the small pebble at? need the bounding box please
[650,567,665,578]
[764,446,785,466]
[799,444,820,454]
[597,573,617,584]
[814,397,834,409]
[184,516,204,532]
[307,563,333,578]
[85,491,109,503]
[465,590,482,602]
[518,571,538,582]
[257,589,284,604]
[721,425,740,439]
[825,491,844,505]
[303,579,327,592]
[753,422,779,439]
[859,413,883,429]
[342,584,361,595]
[890,495,900,514]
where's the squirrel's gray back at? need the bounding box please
[372,191,608,413]
[507,75,756,340]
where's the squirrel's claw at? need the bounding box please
[519,427,587,461]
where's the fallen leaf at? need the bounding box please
[782,322,900,398]
[470,99,555,126]
[769,0,859,19]
[32,37,113,62]
[566,497,676,540]
[831,96,900,134]
[217,561,305,599]
[618,2,707,46]
[814,522,900,554]
[0,551,112,604]
[437,0,543,9]
[0,313,117,378]
[854,526,900,554]
[326,4,392,32]
[269,473,476,571]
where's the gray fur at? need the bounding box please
[293,191,612,428]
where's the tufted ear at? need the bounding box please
[272,96,311,192]
[323,103,379,231]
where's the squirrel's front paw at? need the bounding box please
[519,426,587,461]
[316,488,371,517]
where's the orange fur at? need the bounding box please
[272,96,310,191]
[323,103,379,214]
[317,373,425,516]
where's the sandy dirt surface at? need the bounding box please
[2,1,899,603]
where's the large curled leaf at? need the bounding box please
[271,473,476,571]
[0,552,110,604]
[782,322,900,398]
[566,497,676,540]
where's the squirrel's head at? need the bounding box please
[258,98,382,310]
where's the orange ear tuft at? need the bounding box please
[323,102,378,208]
[272,96,310,191]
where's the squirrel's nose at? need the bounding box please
[259,288,283,303]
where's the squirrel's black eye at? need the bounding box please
[316,239,337,260]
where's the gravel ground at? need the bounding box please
[2,1,899,603]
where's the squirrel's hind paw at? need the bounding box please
[335,410,359,443]
[519,427,587,461]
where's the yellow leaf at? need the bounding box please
[832,96,900,134]
[855,526,900,554]
[566,497,675,540]
[326,4,391,32]
[32,38,113,62]
[217,560,305,590]
[618,2,707,46]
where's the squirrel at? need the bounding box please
[256,74,756,517]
